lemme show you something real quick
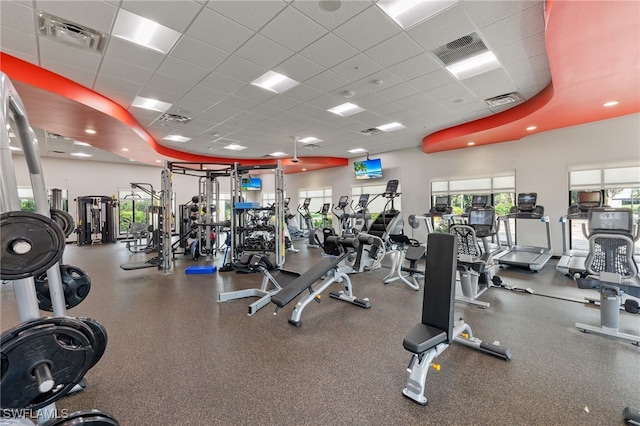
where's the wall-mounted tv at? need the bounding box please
[241,177,262,191]
[354,158,383,180]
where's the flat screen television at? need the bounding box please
[354,158,383,180]
[241,177,262,191]
[588,208,632,232]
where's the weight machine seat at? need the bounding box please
[271,253,347,308]
[403,233,457,354]
[403,324,447,354]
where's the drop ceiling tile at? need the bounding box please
[235,33,294,69]
[332,5,400,51]
[187,7,254,52]
[156,57,210,85]
[388,54,442,81]
[184,84,228,104]
[257,96,299,113]
[377,82,419,102]
[299,32,358,69]
[120,0,203,32]
[331,53,383,83]
[199,71,245,93]
[146,72,195,97]
[1,1,35,32]
[0,48,37,65]
[273,54,324,83]
[480,3,545,50]
[425,81,471,101]
[394,93,435,110]
[34,0,117,33]
[99,57,154,84]
[170,35,230,70]
[304,70,351,94]
[38,38,102,72]
[463,0,541,28]
[407,3,476,51]
[94,73,143,96]
[207,0,287,31]
[364,32,425,68]
[504,53,550,79]
[171,97,213,116]
[0,27,37,57]
[260,6,327,52]
[409,69,457,92]
[105,37,166,70]
[494,32,546,66]
[292,0,371,30]
[355,93,388,109]
[215,55,268,85]
[137,84,182,104]
[233,85,276,104]
[281,84,323,104]
[93,87,135,110]
[39,58,96,87]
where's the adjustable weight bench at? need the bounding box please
[402,233,512,405]
[271,236,371,326]
[218,253,301,316]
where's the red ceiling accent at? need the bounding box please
[423,0,640,153]
[0,53,347,173]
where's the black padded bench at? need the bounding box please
[402,233,511,405]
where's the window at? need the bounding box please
[351,182,402,222]
[118,189,153,235]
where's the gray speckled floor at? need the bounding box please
[1,242,639,425]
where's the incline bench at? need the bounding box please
[402,233,512,405]
[271,235,371,326]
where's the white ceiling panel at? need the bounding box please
[207,1,287,31]
[120,0,203,32]
[0,0,554,161]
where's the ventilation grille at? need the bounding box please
[485,92,524,107]
[359,128,383,136]
[38,11,107,53]
[301,143,320,150]
[432,32,487,66]
[46,131,74,141]
[159,113,191,124]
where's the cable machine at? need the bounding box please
[75,195,117,246]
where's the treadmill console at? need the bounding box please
[588,207,633,234]
[468,207,495,238]
[384,179,399,197]
[511,193,544,217]
[430,195,453,215]
[568,191,603,216]
[358,194,370,208]
[337,196,348,209]
[321,203,330,215]
[302,197,311,208]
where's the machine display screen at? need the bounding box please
[338,196,348,207]
[518,193,537,205]
[472,195,488,207]
[385,179,399,194]
[577,191,602,206]
[358,194,369,207]
[588,208,632,232]
[469,208,494,226]
[435,196,449,207]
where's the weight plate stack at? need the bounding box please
[35,265,92,311]
[43,409,119,426]
[77,317,108,369]
[0,211,66,280]
[50,209,75,238]
[0,317,95,410]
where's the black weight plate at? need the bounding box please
[78,318,107,369]
[50,209,75,238]
[43,410,119,426]
[0,317,95,410]
[0,211,65,280]
[35,265,92,312]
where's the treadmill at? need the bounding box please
[493,193,553,271]
[556,190,603,276]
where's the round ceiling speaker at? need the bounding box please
[319,1,341,12]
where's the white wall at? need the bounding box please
[8,113,640,254]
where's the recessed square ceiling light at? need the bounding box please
[132,96,172,113]
[74,141,91,147]
[446,51,501,80]
[164,135,191,143]
[327,102,365,117]
[223,144,247,151]
[377,122,405,132]
[348,148,367,153]
[71,152,93,157]
[377,0,458,29]
[84,129,96,134]
[269,151,288,157]
[251,71,299,93]
[603,101,619,107]
[299,137,322,143]
[112,9,180,54]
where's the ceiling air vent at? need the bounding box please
[359,128,383,136]
[38,11,107,53]
[159,113,191,124]
[301,143,320,150]
[484,92,525,107]
[432,32,487,66]
[45,131,74,141]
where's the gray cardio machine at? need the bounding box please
[494,193,552,271]
[574,207,640,344]
[556,190,604,276]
